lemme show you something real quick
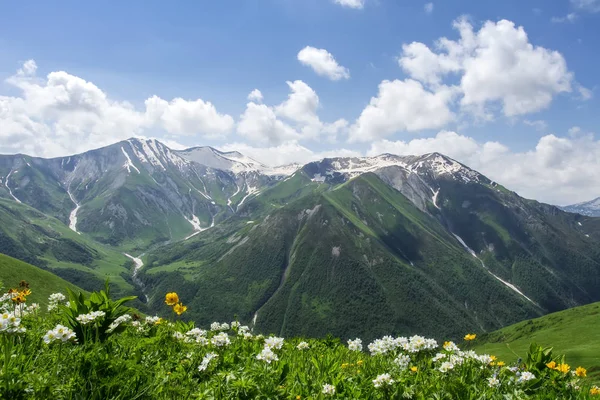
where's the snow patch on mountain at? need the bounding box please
[4,169,21,203]
[121,147,140,174]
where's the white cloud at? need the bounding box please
[247,89,263,103]
[551,13,578,23]
[349,79,456,142]
[0,60,234,157]
[333,0,365,9]
[398,18,577,118]
[571,0,600,12]
[237,80,347,145]
[424,3,434,14]
[523,119,548,132]
[367,130,600,205]
[220,141,361,167]
[297,46,350,81]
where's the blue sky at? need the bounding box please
[0,0,599,204]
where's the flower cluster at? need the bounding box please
[210,332,231,347]
[0,312,25,334]
[322,384,335,396]
[347,338,362,352]
[76,310,106,325]
[373,373,395,388]
[255,336,285,364]
[43,324,77,344]
[164,292,187,316]
[368,335,437,356]
[198,352,218,372]
[47,292,67,312]
[107,314,132,333]
[296,341,310,350]
[210,322,230,331]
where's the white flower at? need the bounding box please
[296,341,310,350]
[230,321,240,329]
[198,352,218,371]
[373,373,395,388]
[220,323,230,331]
[264,336,284,350]
[173,331,185,340]
[0,313,25,334]
[211,332,230,347]
[432,353,446,362]
[488,376,500,388]
[256,347,279,363]
[347,338,363,352]
[439,361,455,373]
[210,322,222,331]
[322,384,335,395]
[197,337,209,346]
[43,324,76,344]
[517,371,536,383]
[443,341,460,352]
[475,354,493,365]
[47,292,66,312]
[393,354,411,370]
[238,325,250,336]
[106,314,132,333]
[27,303,40,313]
[75,311,106,325]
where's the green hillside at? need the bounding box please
[0,253,85,306]
[473,301,600,382]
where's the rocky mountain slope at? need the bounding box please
[562,197,600,217]
[2,139,600,340]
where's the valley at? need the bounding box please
[2,138,600,342]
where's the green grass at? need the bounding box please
[0,253,85,306]
[473,301,600,382]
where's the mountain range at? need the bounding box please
[561,197,600,217]
[2,138,600,341]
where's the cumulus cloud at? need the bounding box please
[398,18,581,119]
[0,60,234,157]
[333,0,365,9]
[297,46,350,81]
[237,80,347,145]
[523,119,548,132]
[247,89,263,103]
[367,130,600,205]
[424,3,434,14]
[349,79,456,142]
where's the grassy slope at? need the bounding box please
[0,253,85,306]
[0,198,134,296]
[473,301,600,382]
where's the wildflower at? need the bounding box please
[145,316,162,325]
[373,373,395,388]
[76,311,106,325]
[43,324,76,344]
[575,366,587,377]
[556,363,570,374]
[517,371,536,383]
[432,353,446,362]
[347,338,363,352]
[546,361,557,369]
[496,361,505,367]
[230,321,240,329]
[173,331,185,340]
[410,366,418,373]
[220,322,230,330]
[394,354,411,370]
[487,376,500,388]
[0,312,25,334]
[27,303,40,313]
[322,384,335,396]
[211,332,230,347]
[47,292,66,312]
[296,341,310,350]
[264,336,284,350]
[173,303,187,315]
[256,347,279,363]
[198,352,218,372]
[464,333,477,341]
[106,314,132,333]
[443,341,459,352]
[357,360,364,366]
[165,292,179,306]
[439,361,454,373]
[210,322,221,331]
[590,386,600,395]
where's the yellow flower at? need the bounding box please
[296,396,301,400]
[173,303,187,315]
[556,363,570,374]
[490,355,497,361]
[464,333,477,341]
[496,361,505,367]
[590,386,600,395]
[155,318,163,325]
[546,361,557,369]
[410,366,418,372]
[575,366,587,377]
[357,360,364,366]
[165,292,179,306]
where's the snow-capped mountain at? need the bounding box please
[561,197,600,217]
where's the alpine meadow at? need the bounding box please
[1,0,600,398]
